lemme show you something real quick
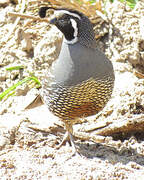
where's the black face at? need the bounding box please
[39,7,95,47]
[50,14,76,41]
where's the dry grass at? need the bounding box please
[32,0,103,18]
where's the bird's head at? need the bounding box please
[39,7,96,47]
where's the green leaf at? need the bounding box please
[0,76,41,101]
[6,66,24,71]
[112,0,138,9]
[89,0,96,4]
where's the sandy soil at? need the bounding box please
[0,1,144,179]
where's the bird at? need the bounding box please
[38,7,115,153]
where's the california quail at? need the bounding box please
[39,7,115,152]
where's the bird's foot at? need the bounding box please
[56,131,69,149]
[56,131,80,156]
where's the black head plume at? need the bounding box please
[39,7,96,48]
[39,7,83,19]
[39,7,56,18]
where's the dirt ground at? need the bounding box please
[0,0,144,179]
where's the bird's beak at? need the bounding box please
[49,17,57,25]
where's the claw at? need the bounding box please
[56,131,79,156]
[56,131,69,149]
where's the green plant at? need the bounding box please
[120,0,138,9]
[109,0,138,9]
[0,66,41,101]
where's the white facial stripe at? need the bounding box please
[54,10,81,20]
[70,19,78,38]
[64,19,78,44]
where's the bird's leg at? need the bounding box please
[56,131,69,149]
[56,121,78,154]
[68,131,78,155]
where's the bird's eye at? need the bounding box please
[59,18,70,26]
[59,19,65,23]
[59,15,71,24]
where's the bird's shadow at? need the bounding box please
[32,123,144,167]
[75,132,144,166]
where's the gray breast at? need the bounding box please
[51,41,114,87]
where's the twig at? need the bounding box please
[0,149,13,156]
[7,12,49,23]
[1,0,26,44]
